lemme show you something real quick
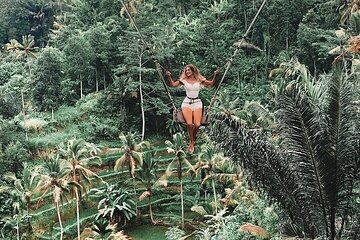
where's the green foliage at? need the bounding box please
[114,132,149,177]
[32,46,66,111]
[0,74,30,117]
[2,141,29,174]
[209,65,360,239]
[296,1,341,72]
[78,116,120,142]
[195,191,278,239]
[165,226,185,240]
[0,117,26,154]
[53,105,81,127]
[0,0,54,44]
[0,58,24,85]
[350,11,360,35]
[0,0,359,238]
[165,118,183,136]
[63,33,96,98]
[93,183,136,226]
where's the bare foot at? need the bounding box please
[188,142,195,153]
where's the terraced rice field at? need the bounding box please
[30,142,206,239]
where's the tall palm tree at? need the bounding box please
[59,139,102,240]
[195,144,234,214]
[5,35,38,74]
[158,133,195,228]
[35,155,75,240]
[136,151,158,224]
[120,0,141,18]
[114,132,148,177]
[1,213,31,240]
[0,163,41,227]
[5,34,38,140]
[209,64,360,239]
[212,89,242,122]
[114,132,149,215]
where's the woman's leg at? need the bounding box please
[182,107,194,151]
[192,108,203,150]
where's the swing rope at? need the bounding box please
[206,0,268,117]
[120,0,268,121]
[120,0,177,112]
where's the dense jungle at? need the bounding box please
[0,0,359,239]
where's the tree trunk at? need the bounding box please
[56,201,63,240]
[103,69,106,90]
[133,177,138,218]
[75,189,81,240]
[80,76,83,99]
[73,171,81,240]
[21,91,28,140]
[96,73,99,93]
[17,222,20,240]
[27,58,32,75]
[180,178,185,229]
[212,179,218,214]
[139,50,145,141]
[149,195,155,224]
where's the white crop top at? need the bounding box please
[180,79,203,98]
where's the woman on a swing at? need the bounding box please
[166,64,219,153]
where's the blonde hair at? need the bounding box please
[180,64,206,82]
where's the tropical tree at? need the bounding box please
[114,132,148,214]
[79,217,133,239]
[5,34,38,128]
[32,46,65,113]
[212,89,242,122]
[93,183,136,227]
[158,133,195,228]
[1,213,31,240]
[114,132,148,177]
[0,163,41,237]
[136,151,158,224]
[5,34,38,74]
[35,155,74,240]
[59,139,102,240]
[209,64,360,239]
[195,144,234,214]
[63,34,95,99]
[0,163,40,217]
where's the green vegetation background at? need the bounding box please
[0,0,359,239]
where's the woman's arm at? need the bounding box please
[202,69,219,87]
[166,70,182,87]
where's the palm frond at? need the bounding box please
[277,83,330,233]
[209,112,310,235]
[132,151,143,166]
[325,65,360,233]
[239,223,270,239]
[139,190,151,201]
[114,155,127,172]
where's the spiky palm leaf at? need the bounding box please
[59,138,102,240]
[1,163,41,213]
[325,65,359,238]
[209,64,360,239]
[114,132,148,178]
[35,156,76,240]
[162,133,195,228]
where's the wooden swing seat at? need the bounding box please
[173,109,210,126]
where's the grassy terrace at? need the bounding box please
[30,142,207,239]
